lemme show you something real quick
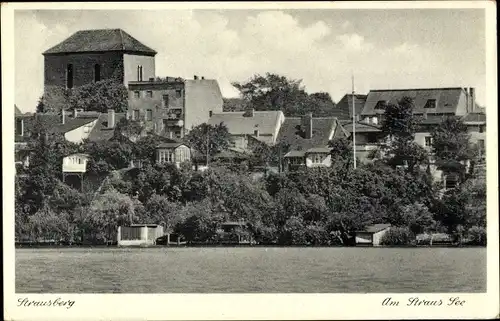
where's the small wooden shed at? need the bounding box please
[355,224,391,246]
[117,224,164,247]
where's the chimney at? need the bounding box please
[244,108,254,117]
[194,75,198,80]
[107,109,116,129]
[469,87,475,112]
[61,109,66,124]
[301,112,313,139]
[254,129,260,138]
[209,110,213,117]
[201,76,205,80]
[73,108,78,118]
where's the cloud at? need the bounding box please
[14,10,485,111]
[336,33,374,51]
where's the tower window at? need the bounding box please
[137,65,143,81]
[94,64,101,82]
[162,95,169,108]
[66,64,74,89]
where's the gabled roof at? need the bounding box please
[357,223,391,233]
[156,141,188,149]
[284,150,306,158]
[334,94,367,119]
[43,29,157,56]
[15,113,97,142]
[86,113,127,142]
[208,111,283,137]
[15,105,23,115]
[342,121,382,133]
[362,87,465,116]
[277,117,337,151]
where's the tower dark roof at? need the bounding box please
[43,29,157,56]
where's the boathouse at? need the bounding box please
[355,224,391,246]
[117,224,164,247]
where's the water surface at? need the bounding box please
[16,247,486,293]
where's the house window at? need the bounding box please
[174,130,182,138]
[162,95,169,108]
[159,150,173,163]
[375,100,387,110]
[176,89,182,98]
[15,119,23,136]
[137,65,143,81]
[444,174,458,190]
[425,136,433,147]
[94,64,101,82]
[424,99,437,109]
[66,64,74,89]
[479,125,485,133]
[146,91,153,98]
[133,110,140,120]
[311,154,323,164]
[146,109,153,121]
[134,91,140,98]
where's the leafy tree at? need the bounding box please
[381,97,428,172]
[184,122,232,164]
[36,96,46,113]
[380,227,414,246]
[144,194,184,232]
[431,117,474,183]
[68,79,128,113]
[305,92,337,117]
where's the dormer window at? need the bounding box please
[424,99,437,109]
[375,100,387,110]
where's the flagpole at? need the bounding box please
[352,74,357,170]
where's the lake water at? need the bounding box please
[16,247,486,293]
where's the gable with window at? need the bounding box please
[424,99,437,109]
[374,100,387,110]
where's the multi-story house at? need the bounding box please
[207,109,285,150]
[332,94,367,121]
[128,76,223,139]
[43,28,157,111]
[278,113,348,171]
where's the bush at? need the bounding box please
[380,227,415,246]
[467,226,486,245]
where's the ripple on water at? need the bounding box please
[15,247,486,293]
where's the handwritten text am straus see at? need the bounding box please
[382,297,466,307]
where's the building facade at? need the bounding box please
[43,29,157,110]
[128,76,223,139]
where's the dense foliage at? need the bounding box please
[232,73,337,117]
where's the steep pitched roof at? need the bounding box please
[342,121,382,133]
[208,111,283,136]
[334,94,367,119]
[362,87,465,116]
[43,29,157,55]
[277,117,337,151]
[357,223,391,233]
[87,113,127,141]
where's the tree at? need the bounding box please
[431,117,473,183]
[329,136,354,177]
[184,122,232,165]
[305,92,337,117]
[381,97,429,172]
[36,96,46,113]
[68,79,128,113]
[232,73,310,116]
[144,194,184,232]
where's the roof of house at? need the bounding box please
[284,150,306,158]
[461,112,486,124]
[15,112,98,142]
[342,121,382,133]
[207,111,283,136]
[333,94,367,119]
[362,87,467,116]
[156,141,188,149]
[15,105,23,115]
[306,147,331,153]
[357,223,391,233]
[43,29,157,55]
[86,113,127,141]
[277,117,337,151]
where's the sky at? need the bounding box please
[14,8,486,112]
